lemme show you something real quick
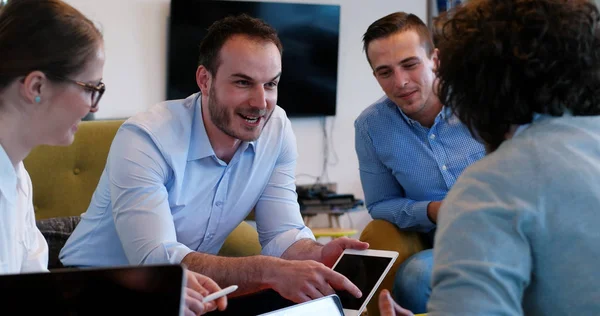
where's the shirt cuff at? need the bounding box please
[143,242,194,265]
[261,226,316,258]
[410,200,437,232]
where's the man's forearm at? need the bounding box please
[181,252,282,297]
[369,198,435,231]
[281,238,323,262]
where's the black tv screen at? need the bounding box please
[167,0,340,117]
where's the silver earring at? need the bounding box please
[34,96,41,103]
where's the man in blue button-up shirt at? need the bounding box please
[60,14,367,315]
[379,0,600,315]
[354,12,485,313]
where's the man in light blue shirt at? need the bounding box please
[354,12,485,313]
[378,0,600,315]
[60,14,367,315]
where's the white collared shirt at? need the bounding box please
[0,145,48,274]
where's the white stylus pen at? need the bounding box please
[202,285,239,303]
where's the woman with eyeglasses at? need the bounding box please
[0,1,225,315]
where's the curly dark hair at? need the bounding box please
[435,0,600,151]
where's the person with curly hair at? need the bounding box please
[378,0,600,315]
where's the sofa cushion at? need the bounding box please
[219,221,261,257]
[36,216,81,270]
[24,120,125,220]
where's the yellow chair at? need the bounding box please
[24,120,262,269]
[25,120,125,219]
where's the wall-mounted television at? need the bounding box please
[167,0,341,117]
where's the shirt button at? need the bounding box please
[73,168,81,175]
[442,165,447,171]
[215,201,223,207]
[430,134,436,140]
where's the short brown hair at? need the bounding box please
[362,12,434,66]
[198,13,283,76]
[0,0,103,90]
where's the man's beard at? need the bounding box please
[207,85,272,142]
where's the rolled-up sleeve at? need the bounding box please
[108,125,193,265]
[255,120,315,258]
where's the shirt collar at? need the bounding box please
[441,106,452,120]
[0,143,18,205]
[397,108,419,126]
[187,93,256,161]
[513,113,552,138]
[389,98,448,127]
[433,106,452,125]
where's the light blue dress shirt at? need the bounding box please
[354,96,485,232]
[60,93,314,267]
[429,115,600,315]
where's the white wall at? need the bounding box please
[65,0,426,232]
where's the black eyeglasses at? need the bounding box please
[54,76,106,109]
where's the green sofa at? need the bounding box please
[23,119,261,269]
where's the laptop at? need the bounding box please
[0,264,186,315]
[258,294,344,316]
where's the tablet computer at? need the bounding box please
[332,249,398,316]
[0,264,186,315]
[258,294,344,316]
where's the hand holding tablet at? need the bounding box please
[331,249,399,316]
[265,258,363,303]
[263,249,399,316]
[320,237,370,268]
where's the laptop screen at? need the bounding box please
[0,264,185,315]
[258,294,344,316]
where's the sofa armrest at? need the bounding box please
[37,216,261,269]
[36,216,82,270]
[218,221,262,257]
[359,219,430,316]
